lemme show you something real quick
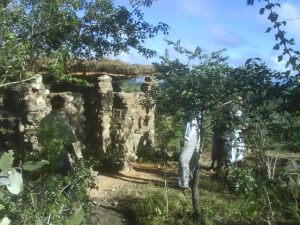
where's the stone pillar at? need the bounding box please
[21,75,50,151]
[110,87,155,167]
[96,75,113,152]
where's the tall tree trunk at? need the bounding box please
[191,112,204,224]
[192,159,202,224]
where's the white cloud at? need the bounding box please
[110,0,300,68]
[175,0,218,20]
[254,1,300,41]
[278,2,300,41]
[269,55,288,72]
[209,25,244,48]
[280,2,300,20]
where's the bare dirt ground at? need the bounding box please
[88,161,179,225]
[87,151,213,225]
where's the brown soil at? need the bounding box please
[87,151,212,225]
[87,161,178,225]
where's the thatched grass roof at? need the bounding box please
[37,58,155,78]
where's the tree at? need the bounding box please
[145,1,300,222]
[246,0,300,113]
[247,0,300,79]
[0,0,169,84]
[147,40,290,223]
[246,0,300,152]
[147,41,238,223]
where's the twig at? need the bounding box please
[61,184,70,194]
[30,193,35,208]
[0,75,39,88]
[59,204,65,214]
[263,186,274,222]
[47,213,51,224]
[164,169,169,215]
[270,151,279,179]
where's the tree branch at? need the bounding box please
[0,75,39,88]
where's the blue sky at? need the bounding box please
[112,0,300,70]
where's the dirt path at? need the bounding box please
[88,162,178,225]
[87,150,213,225]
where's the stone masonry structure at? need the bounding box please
[0,74,154,170]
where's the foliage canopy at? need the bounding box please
[0,0,168,84]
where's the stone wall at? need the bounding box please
[111,91,154,161]
[0,76,85,158]
[0,74,154,170]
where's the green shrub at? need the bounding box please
[127,188,194,225]
[0,150,93,225]
[228,165,258,196]
[0,116,95,225]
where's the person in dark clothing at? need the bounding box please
[37,95,78,201]
[210,124,228,171]
[37,95,77,174]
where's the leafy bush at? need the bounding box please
[127,188,194,225]
[0,115,95,225]
[0,32,32,84]
[228,165,258,196]
[17,159,92,225]
[267,159,300,223]
[0,150,93,225]
[155,114,185,154]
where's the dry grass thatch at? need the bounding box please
[36,58,155,78]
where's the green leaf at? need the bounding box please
[34,218,43,225]
[273,44,280,50]
[0,217,11,225]
[0,151,14,171]
[268,12,278,22]
[65,207,84,225]
[22,160,49,171]
[0,204,5,210]
[285,70,291,77]
[6,169,23,195]
[278,55,283,62]
[0,190,4,199]
[265,27,272,33]
[7,33,15,40]
[259,8,265,15]
[289,38,296,45]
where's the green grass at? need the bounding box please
[126,187,194,225]
[124,173,299,225]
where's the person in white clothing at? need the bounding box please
[178,114,201,189]
[228,129,246,163]
[226,110,246,164]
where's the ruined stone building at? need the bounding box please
[0,72,155,171]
